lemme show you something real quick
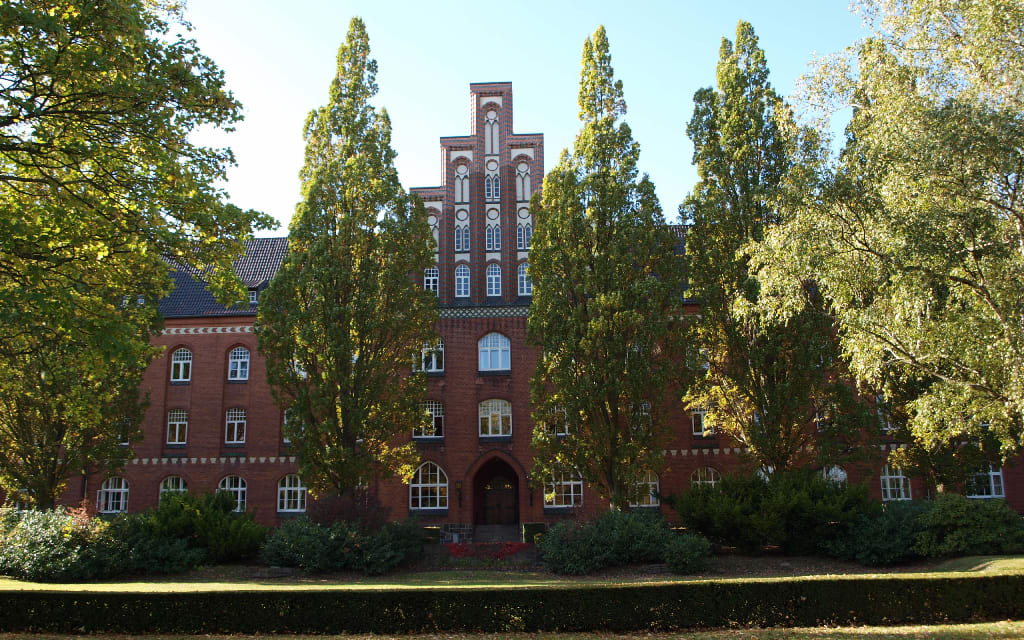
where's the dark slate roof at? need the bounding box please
[159,237,288,319]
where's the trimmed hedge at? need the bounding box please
[1,574,1023,633]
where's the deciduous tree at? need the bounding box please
[682,22,871,473]
[258,18,436,496]
[528,26,686,509]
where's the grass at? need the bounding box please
[2,621,1024,638]
[0,555,1021,592]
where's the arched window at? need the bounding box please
[516,162,531,201]
[97,477,129,513]
[159,476,187,503]
[415,340,444,373]
[218,475,247,512]
[484,110,499,155]
[277,474,307,512]
[631,470,660,507]
[518,262,532,296]
[517,223,532,250]
[455,264,470,298]
[478,332,510,371]
[486,263,501,297]
[228,347,250,381]
[966,463,1005,498]
[423,267,438,294]
[410,462,448,510]
[823,466,848,485]
[691,467,721,488]
[454,164,469,203]
[166,409,188,445]
[545,472,583,508]
[455,225,470,252]
[486,223,501,251]
[484,175,494,201]
[880,464,911,501]
[225,408,246,444]
[170,348,192,382]
[479,399,512,436]
[415,401,444,438]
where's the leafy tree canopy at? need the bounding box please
[257,18,436,496]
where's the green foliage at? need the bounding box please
[913,493,1024,558]
[667,469,879,554]
[528,25,686,508]
[681,20,869,473]
[825,500,930,566]
[3,574,1024,633]
[664,533,712,574]
[521,522,547,545]
[750,0,1024,457]
[0,0,274,506]
[257,18,434,495]
[259,517,424,575]
[139,491,267,563]
[538,510,674,575]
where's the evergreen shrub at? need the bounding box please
[664,532,712,574]
[258,517,424,575]
[913,493,1024,558]
[537,510,676,574]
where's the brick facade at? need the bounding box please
[65,82,1024,529]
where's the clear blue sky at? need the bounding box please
[184,1,868,234]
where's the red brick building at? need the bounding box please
[72,82,1023,536]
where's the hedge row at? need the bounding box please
[2,574,1023,633]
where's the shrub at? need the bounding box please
[0,507,108,582]
[664,532,712,574]
[360,519,426,575]
[537,519,609,575]
[825,500,931,566]
[538,510,675,575]
[258,517,331,571]
[258,517,424,575]
[142,491,267,563]
[99,514,206,575]
[913,493,1024,558]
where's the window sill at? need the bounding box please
[479,435,512,444]
[409,508,448,518]
[164,443,186,449]
[169,381,190,386]
[478,369,511,377]
[413,436,445,444]
[227,379,249,384]
[543,506,580,515]
[426,371,445,377]
[276,510,306,518]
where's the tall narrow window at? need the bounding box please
[515,162,531,201]
[170,348,192,383]
[277,474,307,512]
[423,267,439,294]
[218,475,247,512]
[484,110,499,155]
[691,407,711,437]
[225,408,247,444]
[486,263,501,297]
[484,175,494,201]
[478,332,510,371]
[479,399,512,436]
[485,223,501,251]
[415,401,444,438]
[96,477,129,513]
[518,262,532,296]
[454,164,469,203]
[517,223,533,250]
[166,409,188,445]
[410,462,448,510]
[880,464,911,501]
[455,265,470,298]
[228,347,250,381]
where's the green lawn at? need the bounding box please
[0,555,1022,592]
[2,621,1024,639]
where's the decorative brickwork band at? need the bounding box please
[163,326,254,335]
[439,305,529,319]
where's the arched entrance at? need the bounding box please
[473,458,519,525]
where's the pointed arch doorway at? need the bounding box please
[473,458,519,525]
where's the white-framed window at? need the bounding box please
[543,406,569,436]
[484,175,500,201]
[485,224,501,251]
[455,264,470,298]
[517,223,533,250]
[410,461,448,510]
[823,465,848,485]
[966,464,1005,499]
[218,475,247,512]
[479,398,512,436]
[415,401,444,438]
[423,267,439,294]
[545,472,583,508]
[691,407,711,437]
[228,346,250,381]
[170,348,192,383]
[630,470,660,507]
[225,408,247,444]
[518,262,532,296]
[876,394,895,433]
[277,474,307,512]
[454,164,469,203]
[455,225,470,252]
[880,464,911,501]
[478,332,510,371]
[166,409,188,445]
[159,476,187,503]
[96,477,129,513]
[691,467,721,488]
[515,162,531,201]
[415,340,444,373]
[486,263,501,297]
[248,289,258,305]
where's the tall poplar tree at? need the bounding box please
[257,18,436,496]
[528,26,686,509]
[682,22,870,473]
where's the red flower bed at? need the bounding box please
[444,541,530,560]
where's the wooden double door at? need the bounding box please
[473,458,519,525]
